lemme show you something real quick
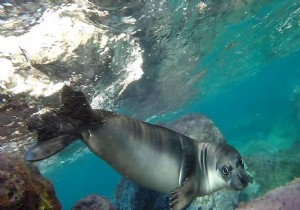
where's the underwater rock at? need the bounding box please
[236,178,300,210]
[244,140,300,198]
[72,194,116,210]
[189,189,239,210]
[0,93,38,157]
[291,86,300,121]
[0,151,61,210]
[115,113,239,210]
[115,177,239,210]
[115,178,169,210]
[160,113,225,143]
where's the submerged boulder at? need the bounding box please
[0,152,61,210]
[160,113,225,144]
[0,93,38,157]
[72,194,116,210]
[292,86,300,121]
[115,113,239,210]
[244,140,300,198]
[115,178,169,210]
[236,178,300,210]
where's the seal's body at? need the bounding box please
[82,112,190,193]
[25,86,249,210]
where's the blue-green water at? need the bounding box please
[192,50,300,146]
[40,142,120,209]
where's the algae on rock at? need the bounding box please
[0,152,61,210]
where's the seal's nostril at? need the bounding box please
[238,174,241,180]
[238,173,247,185]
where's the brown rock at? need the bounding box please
[0,152,61,210]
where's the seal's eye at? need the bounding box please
[222,166,229,175]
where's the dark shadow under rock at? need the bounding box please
[115,178,169,210]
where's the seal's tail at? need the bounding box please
[58,85,94,124]
[25,85,92,162]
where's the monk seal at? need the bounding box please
[25,85,249,210]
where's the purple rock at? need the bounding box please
[72,194,116,210]
[237,178,300,210]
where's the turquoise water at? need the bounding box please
[1,0,300,209]
[191,50,300,150]
[39,142,120,209]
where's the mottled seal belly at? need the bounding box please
[25,85,249,210]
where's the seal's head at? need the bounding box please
[215,144,249,190]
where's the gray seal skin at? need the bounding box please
[25,85,249,210]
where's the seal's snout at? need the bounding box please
[238,171,248,187]
[229,169,249,190]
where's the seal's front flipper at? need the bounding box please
[169,178,197,210]
[169,137,197,209]
[25,134,80,161]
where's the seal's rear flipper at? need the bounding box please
[25,134,80,161]
[58,85,94,124]
[25,86,87,162]
[169,178,197,210]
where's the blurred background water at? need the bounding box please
[1,0,300,209]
